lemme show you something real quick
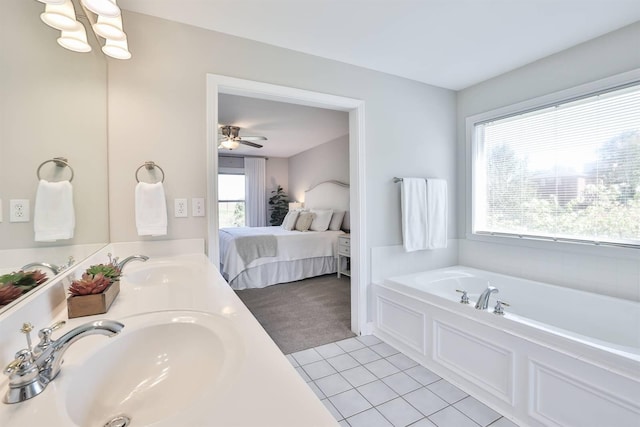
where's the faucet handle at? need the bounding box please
[37,321,67,347]
[4,349,34,376]
[493,300,510,315]
[455,289,470,304]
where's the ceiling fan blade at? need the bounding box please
[238,140,263,148]
[240,136,268,141]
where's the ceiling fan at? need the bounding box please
[218,125,267,150]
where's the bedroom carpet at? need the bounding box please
[235,274,355,354]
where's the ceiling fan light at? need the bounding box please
[220,139,240,150]
[93,14,126,41]
[57,26,92,53]
[41,0,81,32]
[102,36,131,59]
[81,0,121,18]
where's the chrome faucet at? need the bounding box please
[3,320,124,404]
[475,285,499,310]
[22,257,75,276]
[108,253,149,271]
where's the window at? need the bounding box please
[472,82,640,247]
[218,174,245,228]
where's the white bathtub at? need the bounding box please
[373,266,640,427]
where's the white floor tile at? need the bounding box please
[347,408,393,427]
[321,398,344,421]
[408,418,438,427]
[286,354,299,367]
[365,359,401,378]
[428,406,479,427]
[370,342,400,357]
[488,417,520,427]
[295,366,311,382]
[350,347,383,364]
[427,379,468,404]
[315,373,353,397]
[376,397,423,427]
[315,342,346,359]
[303,360,338,380]
[357,335,383,346]
[292,348,324,365]
[404,365,440,386]
[357,380,399,406]
[338,421,350,427]
[336,337,366,352]
[327,353,360,372]
[329,389,373,419]
[307,381,326,399]
[454,396,501,426]
[386,353,419,370]
[381,372,422,395]
[341,365,378,387]
[403,387,448,416]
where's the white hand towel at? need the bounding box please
[135,182,168,236]
[426,178,447,249]
[401,178,428,252]
[34,179,75,242]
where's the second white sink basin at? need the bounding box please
[62,310,243,427]
[122,260,204,286]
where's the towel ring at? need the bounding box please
[36,157,74,182]
[135,161,165,183]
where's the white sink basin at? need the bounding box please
[62,310,243,427]
[122,261,203,286]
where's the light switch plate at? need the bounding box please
[192,198,205,217]
[174,198,188,218]
[10,199,30,222]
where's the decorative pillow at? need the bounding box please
[328,210,346,231]
[294,212,314,232]
[281,210,300,231]
[309,209,333,232]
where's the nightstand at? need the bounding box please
[337,234,351,278]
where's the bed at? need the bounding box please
[220,180,349,290]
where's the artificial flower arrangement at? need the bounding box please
[67,263,122,318]
[0,270,48,308]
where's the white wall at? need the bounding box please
[288,135,349,203]
[108,12,458,284]
[457,22,640,301]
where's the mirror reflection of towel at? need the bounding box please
[34,179,75,242]
[135,182,168,236]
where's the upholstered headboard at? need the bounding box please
[304,180,350,230]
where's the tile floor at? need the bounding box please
[287,336,519,427]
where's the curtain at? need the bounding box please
[244,157,267,227]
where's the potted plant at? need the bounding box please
[0,270,48,308]
[268,185,289,226]
[67,263,122,318]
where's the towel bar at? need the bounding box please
[37,157,74,182]
[135,161,165,183]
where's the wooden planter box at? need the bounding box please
[67,281,120,318]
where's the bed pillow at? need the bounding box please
[294,212,314,231]
[328,210,346,231]
[281,210,300,231]
[309,209,333,232]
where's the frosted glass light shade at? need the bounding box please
[102,37,131,60]
[219,139,240,150]
[81,0,121,18]
[93,15,125,41]
[57,26,92,53]
[41,0,81,31]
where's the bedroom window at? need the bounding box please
[472,81,640,248]
[218,173,246,227]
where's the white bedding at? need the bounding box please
[219,226,344,286]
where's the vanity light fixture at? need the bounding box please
[35,0,132,59]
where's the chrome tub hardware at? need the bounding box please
[108,253,149,272]
[475,285,499,310]
[3,320,124,404]
[493,300,510,315]
[455,289,469,304]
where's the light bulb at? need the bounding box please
[81,0,121,18]
[41,0,81,32]
[220,139,240,150]
[102,37,131,60]
[93,14,126,41]
[57,26,92,53]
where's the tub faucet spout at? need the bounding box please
[475,286,498,310]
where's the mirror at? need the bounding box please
[0,0,109,312]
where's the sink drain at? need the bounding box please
[104,415,131,427]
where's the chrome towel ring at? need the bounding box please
[36,157,74,182]
[135,161,165,183]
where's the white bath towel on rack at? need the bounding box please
[426,178,447,249]
[135,182,167,236]
[401,177,447,251]
[34,179,75,242]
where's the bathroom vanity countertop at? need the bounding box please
[0,253,338,427]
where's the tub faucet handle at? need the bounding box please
[494,300,510,315]
[455,289,469,304]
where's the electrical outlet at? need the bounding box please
[10,199,30,222]
[174,198,188,218]
[192,198,205,217]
